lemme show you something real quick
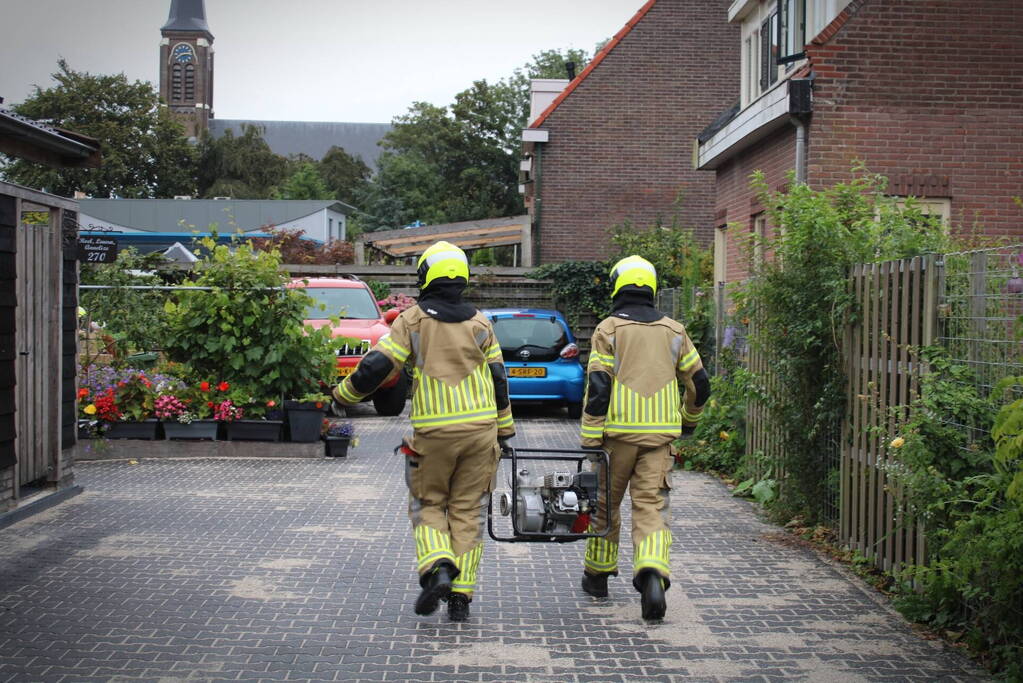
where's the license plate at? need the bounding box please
[508,367,546,377]
[338,366,355,377]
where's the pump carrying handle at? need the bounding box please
[487,446,612,544]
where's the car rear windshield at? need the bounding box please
[492,316,567,359]
[303,287,380,320]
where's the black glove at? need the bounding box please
[498,437,513,456]
[680,424,696,438]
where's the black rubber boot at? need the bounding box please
[414,562,456,616]
[638,570,666,622]
[447,592,470,622]
[581,572,610,598]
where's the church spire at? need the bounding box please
[162,0,213,39]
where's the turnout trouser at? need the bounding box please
[405,423,500,598]
[584,437,674,589]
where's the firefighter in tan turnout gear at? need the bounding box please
[332,241,514,622]
[579,255,710,621]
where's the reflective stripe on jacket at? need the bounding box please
[334,305,514,437]
[580,315,704,447]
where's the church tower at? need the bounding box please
[159,0,214,138]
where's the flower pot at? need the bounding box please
[285,401,327,443]
[225,420,283,442]
[163,419,218,440]
[77,419,97,440]
[324,436,350,458]
[104,419,161,440]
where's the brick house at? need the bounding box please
[695,0,1023,285]
[520,0,740,264]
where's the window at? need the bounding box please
[778,0,806,64]
[890,197,951,228]
[171,64,183,102]
[303,287,380,320]
[184,64,195,101]
[714,226,728,285]
[752,214,767,265]
[760,9,780,93]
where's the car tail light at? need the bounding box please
[560,343,579,359]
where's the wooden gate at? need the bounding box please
[841,255,938,571]
[14,201,62,486]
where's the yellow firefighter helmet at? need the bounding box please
[417,241,470,288]
[609,255,658,296]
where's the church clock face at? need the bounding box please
[172,43,195,63]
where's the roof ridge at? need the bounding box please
[528,0,658,129]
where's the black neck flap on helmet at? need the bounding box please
[611,284,663,322]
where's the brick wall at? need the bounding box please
[807,0,1023,240]
[713,128,797,283]
[0,194,16,509]
[535,0,740,263]
[711,0,1023,283]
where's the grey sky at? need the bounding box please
[0,0,642,124]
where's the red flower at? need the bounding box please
[207,401,214,409]
[141,378,152,388]
[218,381,230,392]
[77,388,89,399]
[266,400,277,407]
[315,402,323,409]
[200,381,210,392]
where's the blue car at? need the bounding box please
[483,308,585,418]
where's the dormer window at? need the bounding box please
[737,0,852,108]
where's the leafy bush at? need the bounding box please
[249,226,354,264]
[365,279,391,301]
[162,234,338,400]
[734,168,954,522]
[885,361,1023,677]
[675,352,755,475]
[80,248,170,359]
[529,260,612,324]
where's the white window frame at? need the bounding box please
[714,226,729,285]
[738,0,852,109]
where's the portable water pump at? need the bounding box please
[488,447,611,543]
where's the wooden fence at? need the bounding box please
[842,255,938,571]
[734,247,1022,573]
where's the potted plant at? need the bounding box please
[77,387,98,439]
[157,382,218,440]
[285,391,330,442]
[322,419,354,457]
[217,385,283,442]
[104,372,161,439]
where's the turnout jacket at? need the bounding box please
[580,315,704,448]
[333,305,514,437]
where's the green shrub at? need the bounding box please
[886,357,1023,677]
[735,168,953,522]
[80,247,170,360]
[162,234,338,400]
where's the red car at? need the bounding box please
[293,276,407,416]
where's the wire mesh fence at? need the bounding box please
[937,246,1023,441]
[719,245,1022,571]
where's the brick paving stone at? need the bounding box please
[0,405,990,682]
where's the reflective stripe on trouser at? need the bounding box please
[451,542,484,596]
[414,524,456,572]
[583,438,673,584]
[406,424,500,589]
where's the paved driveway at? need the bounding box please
[0,409,984,682]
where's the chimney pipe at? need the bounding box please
[566,62,576,80]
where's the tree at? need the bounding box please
[1,60,197,198]
[317,146,370,205]
[196,124,288,198]
[357,48,593,232]
[274,162,332,200]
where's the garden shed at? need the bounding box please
[0,108,99,525]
